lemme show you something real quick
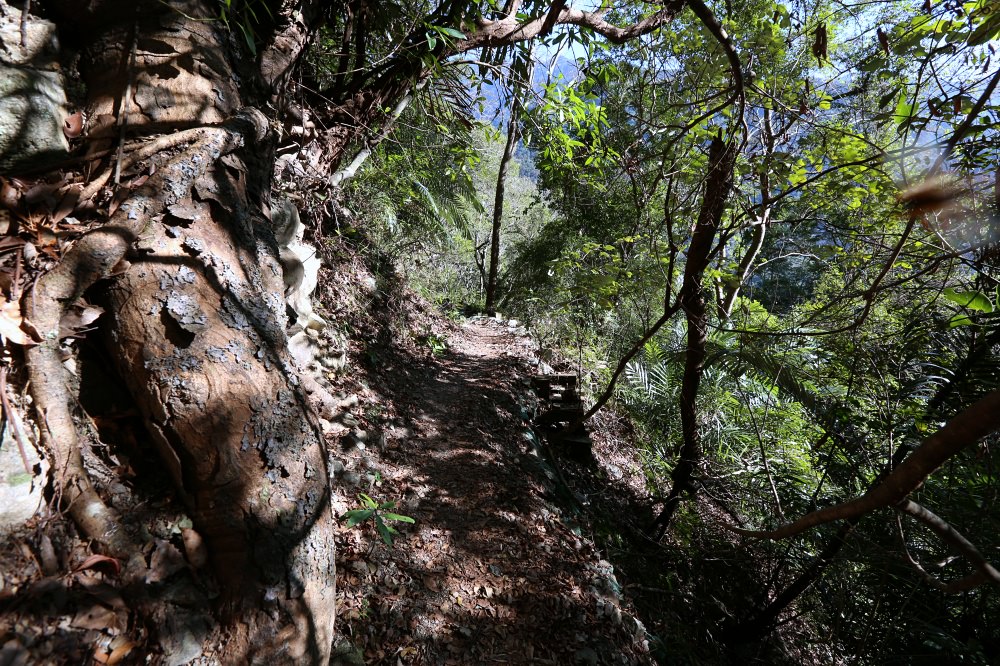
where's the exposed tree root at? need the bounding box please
[24,123,246,556]
[78,128,207,204]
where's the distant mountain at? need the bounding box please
[469,51,582,127]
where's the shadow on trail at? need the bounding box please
[338,322,648,664]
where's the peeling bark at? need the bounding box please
[31,1,335,661]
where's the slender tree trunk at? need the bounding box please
[485,52,533,314]
[485,114,518,314]
[719,106,774,320]
[652,134,736,535]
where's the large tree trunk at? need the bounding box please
[29,2,336,661]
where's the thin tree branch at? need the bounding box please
[457,1,687,50]
[896,499,1000,589]
[329,80,426,187]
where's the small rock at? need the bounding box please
[350,429,368,443]
[342,471,361,486]
[321,352,347,371]
[160,611,210,666]
[330,460,345,477]
[341,413,359,427]
[337,394,360,410]
[331,641,365,666]
[573,647,600,665]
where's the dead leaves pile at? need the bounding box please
[0,534,139,665]
[0,173,117,348]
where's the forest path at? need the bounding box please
[331,317,650,665]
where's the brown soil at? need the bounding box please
[331,317,652,665]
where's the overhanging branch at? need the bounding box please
[896,499,1000,590]
[726,389,1000,540]
[457,1,687,50]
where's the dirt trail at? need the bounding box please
[332,318,651,665]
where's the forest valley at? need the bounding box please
[0,0,998,663]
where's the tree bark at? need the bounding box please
[31,2,335,661]
[652,134,736,535]
[484,55,531,314]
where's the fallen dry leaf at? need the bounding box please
[94,636,136,665]
[71,601,119,631]
[0,178,20,210]
[145,539,185,584]
[51,186,81,224]
[59,303,104,339]
[74,554,121,577]
[0,295,32,346]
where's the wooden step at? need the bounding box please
[535,406,584,426]
[531,374,578,398]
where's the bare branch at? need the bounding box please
[539,0,567,36]
[456,1,686,51]
[896,499,1000,589]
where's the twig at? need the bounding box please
[19,0,29,48]
[0,366,32,474]
[79,128,205,203]
[113,8,140,187]
[11,246,22,300]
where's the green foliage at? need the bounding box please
[343,493,415,546]
[417,328,449,355]
[333,0,1000,660]
[215,0,272,54]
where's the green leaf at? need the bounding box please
[948,314,975,328]
[374,516,399,545]
[381,512,415,524]
[942,288,994,313]
[235,21,256,56]
[359,492,378,508]
[437,26,467,39]
[968,13,1000,45]
[344,509,375,527]
[893,94,916,126]
[878,87,901,109]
